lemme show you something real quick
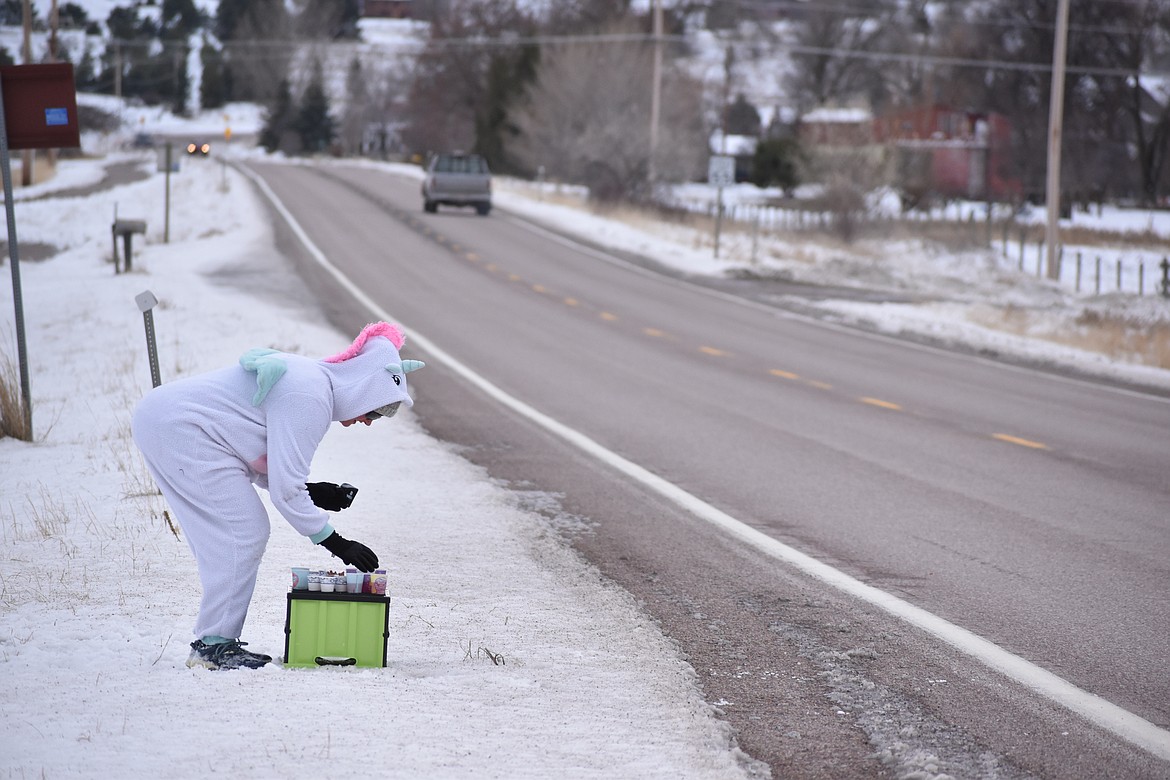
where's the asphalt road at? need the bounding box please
[241,160,1170,779]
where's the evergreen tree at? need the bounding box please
[296,59,335,153]
[403,3,541,173]
[474,45,539,172]
[296,0,361,40]
[100,7,158,102]
[750,137,802,195]
[58,3,88,29]
[260,79,297,153]
[725,94,761,137]
[75,44,99,89]
[169,45,191,115]
[216,0,292,103]
[106,6,152,41]
[0,0,37,26]
[214,0,249,41]
[200,41,227,109]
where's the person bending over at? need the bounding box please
[132,322,423,670]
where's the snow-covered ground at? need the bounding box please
[3,102,1168,778]
[0,153,764,777]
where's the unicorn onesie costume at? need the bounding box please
[132,322,422,669]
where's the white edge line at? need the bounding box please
[243,162,1170,763]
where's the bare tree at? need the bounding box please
[1096,0,1170,205]
[219,0,293,104]
[782,0,903,114]
[400,0,538,167]
[955,0,1170,205]
[510,25,707,201]
[338,52,413,157]
[340,56,369,155]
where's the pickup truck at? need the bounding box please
[421,153,492,215]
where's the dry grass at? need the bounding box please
[1006,222,1170,252]
[2,484,89,543]
[1072,310,1170,369]
[971,305,1170,369]
[0,344,31,441]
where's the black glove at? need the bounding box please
[306,482,358,512]
[318,531,379,572]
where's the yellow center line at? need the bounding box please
[485,263,499,272]
[564,297,579,306]
[860,397,902,411]
[643,328,667,338]
[769,369,800,380]
[600,311,619,321]
[993,433,1049,450]
[699,346,729,357]
[508,273,522,282]
[466,253,479,262]
[532,284,547,293]
[806,380,833,390]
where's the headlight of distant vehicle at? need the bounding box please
[186,142,211,155]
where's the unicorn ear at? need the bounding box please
[402,359,425,373]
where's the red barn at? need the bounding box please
[874,105,1020,202]
[362,0,413,18]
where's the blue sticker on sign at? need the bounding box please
[45,107,68,126]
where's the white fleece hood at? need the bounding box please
[238,322,423,422]
[319,322,423,421]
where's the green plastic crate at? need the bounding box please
[283,591,391,668]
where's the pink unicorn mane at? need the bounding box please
[324,322,406,362]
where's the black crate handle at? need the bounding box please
[315,656,357,666]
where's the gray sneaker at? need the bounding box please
[186,639,272,670]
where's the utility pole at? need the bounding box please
[721,44,735,154]
[648,0,663,182]
[1044,0,1071,281]
[20,0,33,187]
[115,44,122,99]
[48,0,59,61]
[47,0,59,169]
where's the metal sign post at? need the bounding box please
[164,143,172,243]
[0,63,81,440]
[135,290,162,388]
[0,76,32,438]
[708,155,735,260]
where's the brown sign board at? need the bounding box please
[1,63,80,150]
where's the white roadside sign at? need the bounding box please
[707,155,735,187]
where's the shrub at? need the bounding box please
[0,343,30,441]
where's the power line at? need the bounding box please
[720,0,1168,37]
[89,26,1165,80]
